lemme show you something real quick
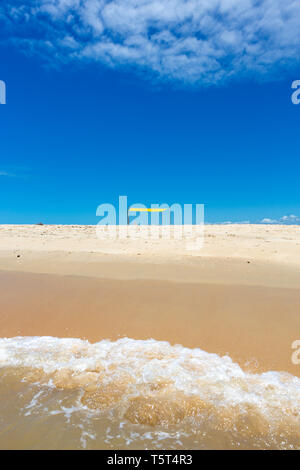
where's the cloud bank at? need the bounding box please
[2,0,300,85]
[215,215,300,225]
[260,215,300,225]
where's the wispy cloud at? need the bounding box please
[215,215,300,225]
[260,215,300,224]
[0,170,16,177]
[220,220,251,225]
[2,0,300,85]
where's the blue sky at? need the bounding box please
[1,0,300,225]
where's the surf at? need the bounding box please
[0,336,300,449]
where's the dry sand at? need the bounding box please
[0,223,300,287]
[0,224,299,376]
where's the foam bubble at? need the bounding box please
[0,336,300,447]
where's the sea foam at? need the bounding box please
[0,336,300,448]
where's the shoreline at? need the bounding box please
[0,223,299,376]
[0,224,300,449]
[1,270,300,377]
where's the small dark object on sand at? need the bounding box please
[36,222,44,225]
[16,255,21,258]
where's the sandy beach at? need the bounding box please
[0,224,300,449]
[2,0,300,451]
[1,223,300,374]
[0,223,300,286]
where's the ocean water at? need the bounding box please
[0,336,299,450]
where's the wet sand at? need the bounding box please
[1,224,300,449]
[0,270,299,377]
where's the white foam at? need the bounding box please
[0,336,299,416]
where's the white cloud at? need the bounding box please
[281,214,300,222]
[220,220,251,224]
[0,171,15,177]
[260,218,278,224]
[2,0,300,84]
[260,215,300,224]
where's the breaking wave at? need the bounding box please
[0,336,300,449]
